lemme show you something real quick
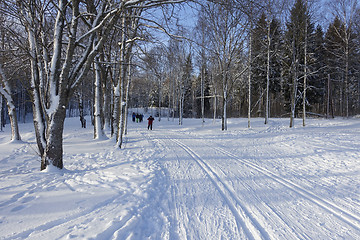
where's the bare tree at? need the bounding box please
[329,0,358,118]
[263,0,285,124]
[2,1,172,170]
[285,0,313,128]
[200,0,247,130]
[0,63,21,141]
[0,8,21,141]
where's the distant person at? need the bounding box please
[147,116,155,130]
[139,114,143,122]
[132,112,136,122]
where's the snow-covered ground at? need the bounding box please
[0,116,360,240]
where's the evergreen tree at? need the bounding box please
[181,53,193,118]
[252,13,283,118]
[252,13,267,117]
[310,25,327,115]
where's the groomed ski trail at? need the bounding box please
[140,119,360,240]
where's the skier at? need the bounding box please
[147,116,155,130]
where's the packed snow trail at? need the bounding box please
[1,117,360,239]
[140,118,360,240]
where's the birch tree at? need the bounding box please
[16,0,124,170]
[0,63,21,141]
[0,9,21,141]
[117,6,143,147]
[328,0,358,118]
[263,0,284,124]
[201,0,247,130]
[285,0,313,128]
[12,0,186,170]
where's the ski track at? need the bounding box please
[143,130,267,239]
[214,146,360,231]
[143,131,246,239]
[157,133,302,240]
[144,124,360,240]
[170,138,269,240]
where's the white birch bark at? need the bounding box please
[303,1,308,127]
[248,32,252,129]
[117,16,127,149]
[290,36,298,128]
[0,64,21,141]
[179,91,184,126]
[94,57,105,139]
[124,59,132,135]
[15,0,186,170]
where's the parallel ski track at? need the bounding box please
[163,128,360,232]
[213,146,360,232]
[168,137,271,240]
[144,129,360,238]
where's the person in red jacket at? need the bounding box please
[147,116,155,130]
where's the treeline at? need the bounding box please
[134,0,360,131]
[0,0,359,170]
[126,0,360,132]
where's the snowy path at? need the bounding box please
[1,117,360,239]
[141,119,360,239]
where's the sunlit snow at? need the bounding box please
[0,116,360,239]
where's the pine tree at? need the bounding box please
[251,13,267,117]
[310,25,327,115]
[182,54,193,118]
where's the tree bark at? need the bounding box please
[42,103,67,170]
[0,64,21,141]
[94,56,105,139]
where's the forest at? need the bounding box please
[0,0,359,170]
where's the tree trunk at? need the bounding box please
[213,82,217,124]
[290,67,297,128]
[303,2,308,127]
[290,31,298,128]
[201,67,205,125]
[103,73,112,132]
[179,92,184,125]
[117,16,127,148]
[265,18,271,125]
[222,94,227,131]
[124,59,132,135]
[42,104,67,170]
[0,64,21,141]
[31,91,46,159]
[7,101,21,141]
[94,61,105,139]
[248,28,252,129]
[158,76,162,122]
[75,89,86,128]
[113,86,121,139]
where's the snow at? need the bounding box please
[0,116,360,239]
